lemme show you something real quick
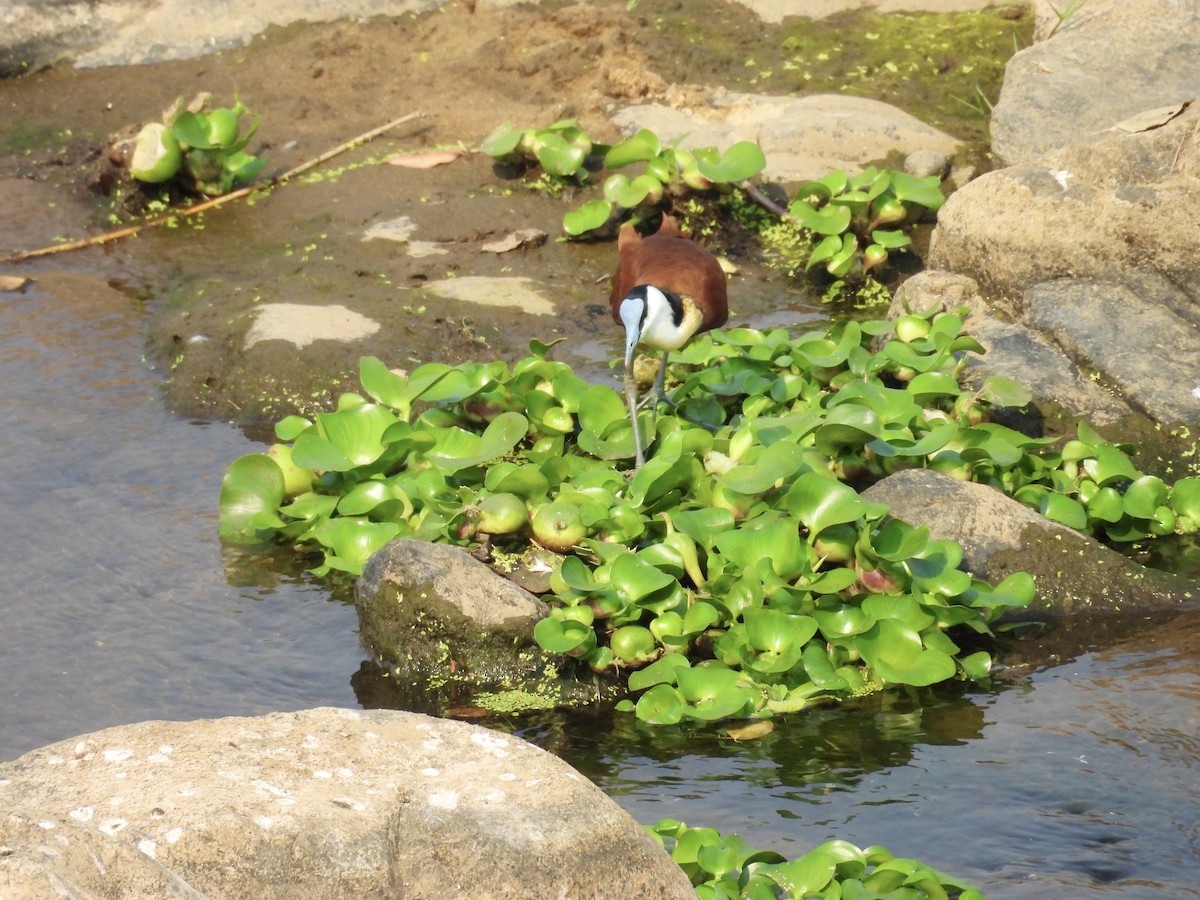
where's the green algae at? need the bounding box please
[633,2,1033,164]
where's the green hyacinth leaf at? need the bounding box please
[791,200,853,237]
[888,171,945,211]
[534,131,586,177]
[785,472,867,537]
[219,453,286,542]
[694,140,766,183]
[1122,475,1169,519]
[604,129,661,168]
[635,683,686,724]
[480,122,524,158]
[563,199,614,236]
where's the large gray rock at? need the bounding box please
[355,539,551,685]
[611,92,961,183]
[929,99,1200,433]
[892,270,1136,429]
[991,0,1200,166]
[862,468,1199,618]
[0,708,695,899]
[1024,278,1200,426]
[931,100,1200,311]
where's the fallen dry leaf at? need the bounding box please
[0,274,31,292]
[1111,100,1192,134]
[387,149,466,169]
[481,228,547,254]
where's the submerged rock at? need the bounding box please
[0,708,695,899]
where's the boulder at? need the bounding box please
[891,270,1136,429]
[611,92,961,183]
[930,100,1200,313]
[992,0,1200,166]
[928,98,1200,435]
[0,708,696,899]
[355,539,552,686]
[862,468,1199,618]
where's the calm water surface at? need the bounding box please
[2,271,1198,898]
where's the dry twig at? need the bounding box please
[0,111,425,265]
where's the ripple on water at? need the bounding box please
[0,274,367,761]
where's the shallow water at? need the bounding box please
[0,272,368,756]
[2,271,1198,898]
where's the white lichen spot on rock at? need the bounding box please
[421,767,440,777]
[98,818,128,836]
[244,303,381,351]
[428,790,459,811]
[69,806,93,822]
[37,820,55,830]
[138,839,157,858]
[165,827,184,844]
[313,770,333,779]
[104,748,134,764]
[254,815,273,830]
[499,772,517,782]
[250,779,292,799]
[484,790,506,804]
[469,732,510,758]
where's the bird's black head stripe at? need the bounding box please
[632,284,684,327]
[663,289,684,327]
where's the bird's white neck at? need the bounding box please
[622,285,702,354]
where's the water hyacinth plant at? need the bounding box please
[648,818,985,900]
[788,166,945,281]
[129,96,266,196]
[480,119,766,237]
[221,309,1200,725]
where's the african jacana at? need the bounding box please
[610,215,729,467]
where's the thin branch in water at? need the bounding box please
[0,111,426,265]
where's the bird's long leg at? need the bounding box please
[636,350,670,414]
[637,352,722,433]
[624,363,646,469]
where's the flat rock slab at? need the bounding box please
[244,302,381,350]
[424,275,556,316]
[0,707,695,899]
[1024,279,1200,426]
[612,92,961,183]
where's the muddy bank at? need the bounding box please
[0,1,1025,422]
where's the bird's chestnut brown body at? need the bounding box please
[609,215,729,342]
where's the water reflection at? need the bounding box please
[3,271,1198,899]
[505,615,1200,899]
[0,273,368,760]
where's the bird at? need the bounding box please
[609,214,729,468]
